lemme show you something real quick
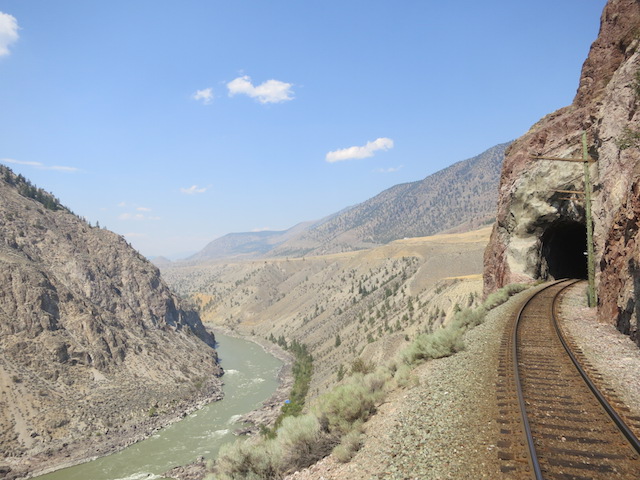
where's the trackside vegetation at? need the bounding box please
[207,283,529,479]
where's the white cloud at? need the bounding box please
[136,206,152,212]
[0,12,19,57]
[192,87,213,105]
[1,158,79,172]
[117,201,127,207]
[227,75,294,104]
[325,138,394,163]
[180,185,207,195]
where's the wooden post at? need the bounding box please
[582,131,597,308]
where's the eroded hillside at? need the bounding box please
[0,167,222,478]
[163,228,490,395]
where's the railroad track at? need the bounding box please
[496,280,640,479]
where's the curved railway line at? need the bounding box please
[496,280,640,479]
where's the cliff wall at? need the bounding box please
[0,167,222,476]
[484,0,640,343]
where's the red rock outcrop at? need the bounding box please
[484,0,640,342]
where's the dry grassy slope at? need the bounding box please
[162,227,491,395]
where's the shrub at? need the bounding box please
[332,430,363,463]
[394,364,418,388]
[215,437,282,480]
[483,283,528,310]
[350,357,374,375]
[315,372,386,435]
[401,327,464,365]
[277,415,336,473]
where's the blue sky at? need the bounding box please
[0,0,607,259]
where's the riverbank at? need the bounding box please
[10,381,223,480]
[165,328,294,480]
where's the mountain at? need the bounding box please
[189,142,509,262]
[187,220,317,262]
[0,166,223,478]
[483,0,640,345]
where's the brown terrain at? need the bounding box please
[484,0,640,346]
[163,228,490,398]
[0,166,222,479]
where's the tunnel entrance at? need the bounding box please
[540,220,588,280]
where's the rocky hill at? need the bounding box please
[162,228,491,395]
[0,166,223,478]
[270,143,508,258]
[188,143,508,261]
[187,220,317,262]
[483,0,640,345]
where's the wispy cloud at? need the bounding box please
[136,206,152,212]
[192,87,213,105]
[1,158,79,172]
[118,212,160,221]
[374,165,403,173]
[180,185,207,195]
[326,138,394,163]
[227,75,294,104]
[0,12,19,57]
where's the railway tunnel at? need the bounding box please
[540,219,588,280]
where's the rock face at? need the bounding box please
[0,167,222,475]
[484,0,640,343]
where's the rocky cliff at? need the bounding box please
[0,166,222,477]
[484,0,640,343]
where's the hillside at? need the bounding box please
[483,0,640,345]
[187,220,317,262]
[162,227,491,396]
[188,143,508,261]
[0,166,223,478]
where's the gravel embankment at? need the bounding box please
[559,283,640,420]
[287,282,640,479]
[286,286,540,480]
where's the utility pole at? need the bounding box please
[531,131,597,307]
[582,131,597,308]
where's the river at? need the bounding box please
[35,332,283,480]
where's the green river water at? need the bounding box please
[35,332,283,480]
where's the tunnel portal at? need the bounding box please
[540,220,588,280]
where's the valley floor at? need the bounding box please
[284,282,640,479]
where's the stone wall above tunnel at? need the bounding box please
[485,153,590,286]
[484,0,640,346]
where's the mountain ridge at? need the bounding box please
[188,142,510,262]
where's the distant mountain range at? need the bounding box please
[182,142,510,262]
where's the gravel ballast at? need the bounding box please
[286,282,640,479]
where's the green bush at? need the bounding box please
[314,372,386,435]
[394,364,418,388]
[401,326,465,365]
[483,283,528,310]
[332,430,363,463]
[277,415,335,473]
[215,437,282,480]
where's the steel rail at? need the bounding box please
[551,281,640,456]
[511,280,568,480]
